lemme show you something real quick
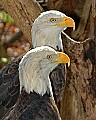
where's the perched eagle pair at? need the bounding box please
[0,10,75,120]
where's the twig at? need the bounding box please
[62,31,90,44]
[71,0,91,39]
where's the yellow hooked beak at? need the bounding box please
[54,16,75,31]
[55,52,70,67]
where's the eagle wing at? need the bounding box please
[50,64,65,102]
[7,92,61,120]
[0,56,22,119]
[19,96,61,120]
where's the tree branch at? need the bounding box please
[72,0,91,39]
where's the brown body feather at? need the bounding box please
[0,54,64,120]
[7,92,61,120]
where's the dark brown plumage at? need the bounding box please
[0,52,64,120]
[7,92,61,120]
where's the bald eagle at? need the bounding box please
[0,10,75,119]
[1,46,70,120]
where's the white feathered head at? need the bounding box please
[19,46,70,96]
[32,10,75,51]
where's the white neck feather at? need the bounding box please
[32,25,63,51]
[19,50,55,96]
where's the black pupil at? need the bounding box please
[48,55,51,59]
[53,19,56,21]
[51,18,56,22]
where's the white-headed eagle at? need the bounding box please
[0,10,75,119]
[18,46,69,119]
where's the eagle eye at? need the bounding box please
[50,18,57,22]
[47,55,52,59]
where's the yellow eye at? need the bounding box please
[47,55,52,59]
[50,18,57,22]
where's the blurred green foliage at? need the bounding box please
[0,12,14,24]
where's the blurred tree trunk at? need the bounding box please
[60,0,96,120]
[0,0,96,120]
[0,0,43,44]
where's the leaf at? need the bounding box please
[0,12,14,24]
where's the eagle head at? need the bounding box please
[19,46,70,96]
